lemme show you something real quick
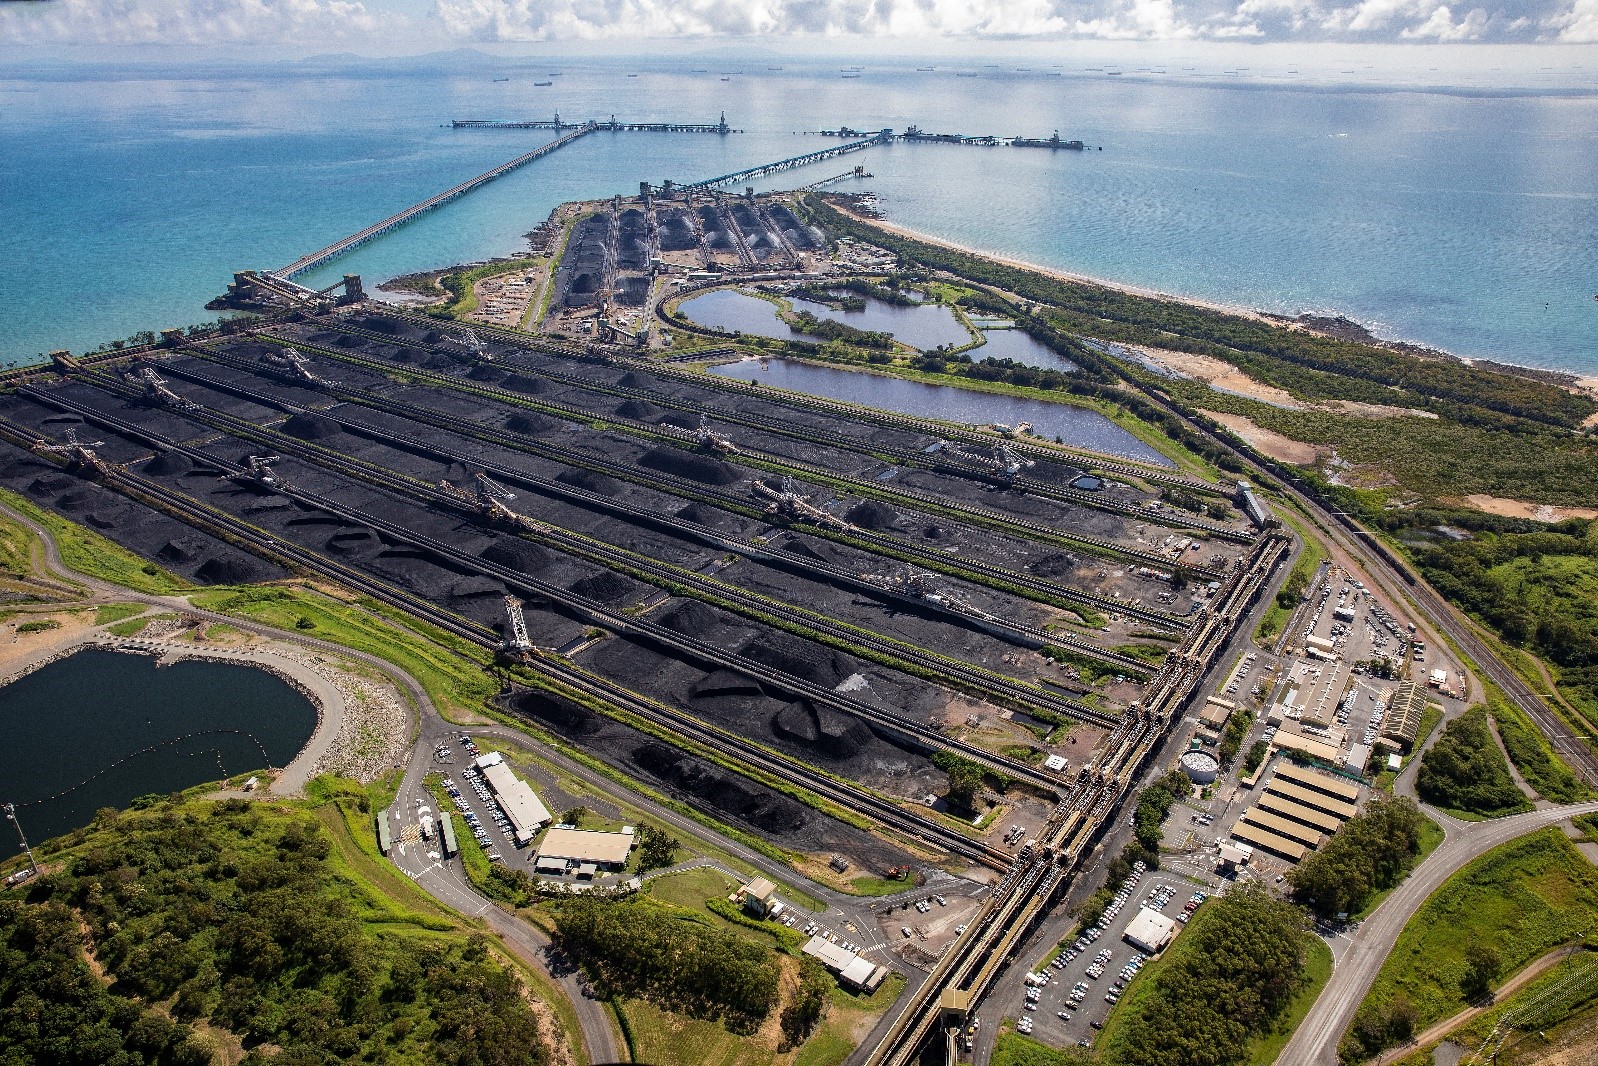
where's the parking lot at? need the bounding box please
[435,735,530,870]
[1009,862,1209,1049]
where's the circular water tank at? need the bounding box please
[1179,750,1219,785]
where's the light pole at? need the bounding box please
[3,802,40,877]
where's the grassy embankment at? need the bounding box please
[0,486,187,594]
[1255,509,1329,643]
[1344,829,1598,1063]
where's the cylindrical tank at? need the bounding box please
[1179,750,1219,785]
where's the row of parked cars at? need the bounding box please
[445,765,511,864]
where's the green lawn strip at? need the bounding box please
[1255,510,1328,643]
[107,616,151,637]
[991,1031,1096,1066]
[1242,935,1334,1066]
[1347,828,1598,1057]
[93,601,146,625]
[617,998,777,1066]
[0,486,189,593]
[188,583,497,719]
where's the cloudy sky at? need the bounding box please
[3,0,1594,47]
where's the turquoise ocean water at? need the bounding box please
[3,56,1595,373]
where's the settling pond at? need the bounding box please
[680,288,972,351]
[708,358,1172,466]
[0,648,318,856]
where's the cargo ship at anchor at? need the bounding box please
[1011,130,1086,150]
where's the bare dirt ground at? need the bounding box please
[1134,345,1436,420]
[1200,411,1325,465]
[1458,494,1598,523]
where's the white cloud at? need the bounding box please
[1552,0,1598,38]
[0,0,384,45]
[1400,3,1490,36]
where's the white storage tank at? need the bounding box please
[1179,750,1220,785]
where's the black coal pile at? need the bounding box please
[691,669,764,699]
[569,571,638,603]
[449,575,504,600]
[0,458,51,480]
[54,491,95,512]
[1028,553,1076,578]
[779,536,844,564]
[638,446,742,485]
[657,411,700,431]
[83,513,118,530]
[282,413,343,441]
[334,334,366,348]
[614,276,649,307]
[772,700,874,757]
[517,690,604,736]
[327,528,379,555]
[481,538,554,573]
[631,743,811,833]
[26,474,76,497]
[674,502,727,527]
[157,538,207,564]
[657,599,721,636]
[468,365,509,384]
[502,374,550,395]
[505,411,557,435]
[922,524,951,541]
[422,330,445,344]
[616,399,664,422]
[195,556,265,584]
[845,499,900,530]
[354,314,404,334]
[143,450,194,477]
[421,354,458,371]
[616,372,649,389]
[738,633,860,689]
[556,468,621,496]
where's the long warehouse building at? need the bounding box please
[475,751,552,845]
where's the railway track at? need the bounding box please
[270,325,1234,581]
[18,381,1077,795]
[64,369,1129,723]
[0,411,1010,869]
[183,341,1194,629]
[147,356,1155,673]
[312,319,1249,541]
[365,303,1224,496]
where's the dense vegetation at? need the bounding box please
[0,795,548,1066]
[787,310,894,349]
[1488,698,1593,803]
[1417,520,1598,737]
[1099,885,1313,1066]
[1343,829,1598,1062]
[932,750,989,812]
[778,959,834,1051]
[1415,705,1531,816]
[1286,795,1428,918]
[550,897,780,1033]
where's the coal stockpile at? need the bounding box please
[772,700,875,758]
[638,446,743,485]
[327,528,380,555]
[738,632,861,689]
[656,599,722,636]
[282,412,343,441]
[481,538,554,573]
[616,399,664,422]
[614,276,650,307]
[568,570,640,604]
[143,450,194,477]
[0,442,285,587]
[468,365,510,385]
[501,374,551,396]
[766,204,818,250]
[845,499,900,530]
[675,502,731,527]
[729,203,778,259]
[657,410,700,431]
[504,411,558,434]
[556,213,611,309]
[632,741,810,832]
[616,209,649,271]
[697,206,734,251]
[1028,553,1077,578]
[656,209,698,253]
[555,467,622,496]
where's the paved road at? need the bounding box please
[1275,798,1598,1065]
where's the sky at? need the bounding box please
[2,0,1595,49]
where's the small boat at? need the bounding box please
[721,77,730,82]
[627,74,638,78]
[534,81,552,87]
[492,77,509,82]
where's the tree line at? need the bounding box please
[1287,794,1428,918]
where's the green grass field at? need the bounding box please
[1352,829,1598,1036]
[93,601,146,625]
[991,1031,1095,1066]
[0,487,188,593]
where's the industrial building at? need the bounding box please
[1229,763,1362,864]
[533,826,635,878]
[1123,907,1178,954]
[802,935,887,992]
[740,877,784,918]
[475,751,552,845]
[1380,681,1430,753]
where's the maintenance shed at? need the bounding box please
[475,751,552,845]
[1123,907,1177,954]
[534,827,635,875]
[802,936,887,992]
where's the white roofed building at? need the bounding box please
[475,752,552,845]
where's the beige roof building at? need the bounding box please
[534,827,634,875]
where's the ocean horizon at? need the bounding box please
[3,51,1595,376]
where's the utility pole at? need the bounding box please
[3,802,40,876]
